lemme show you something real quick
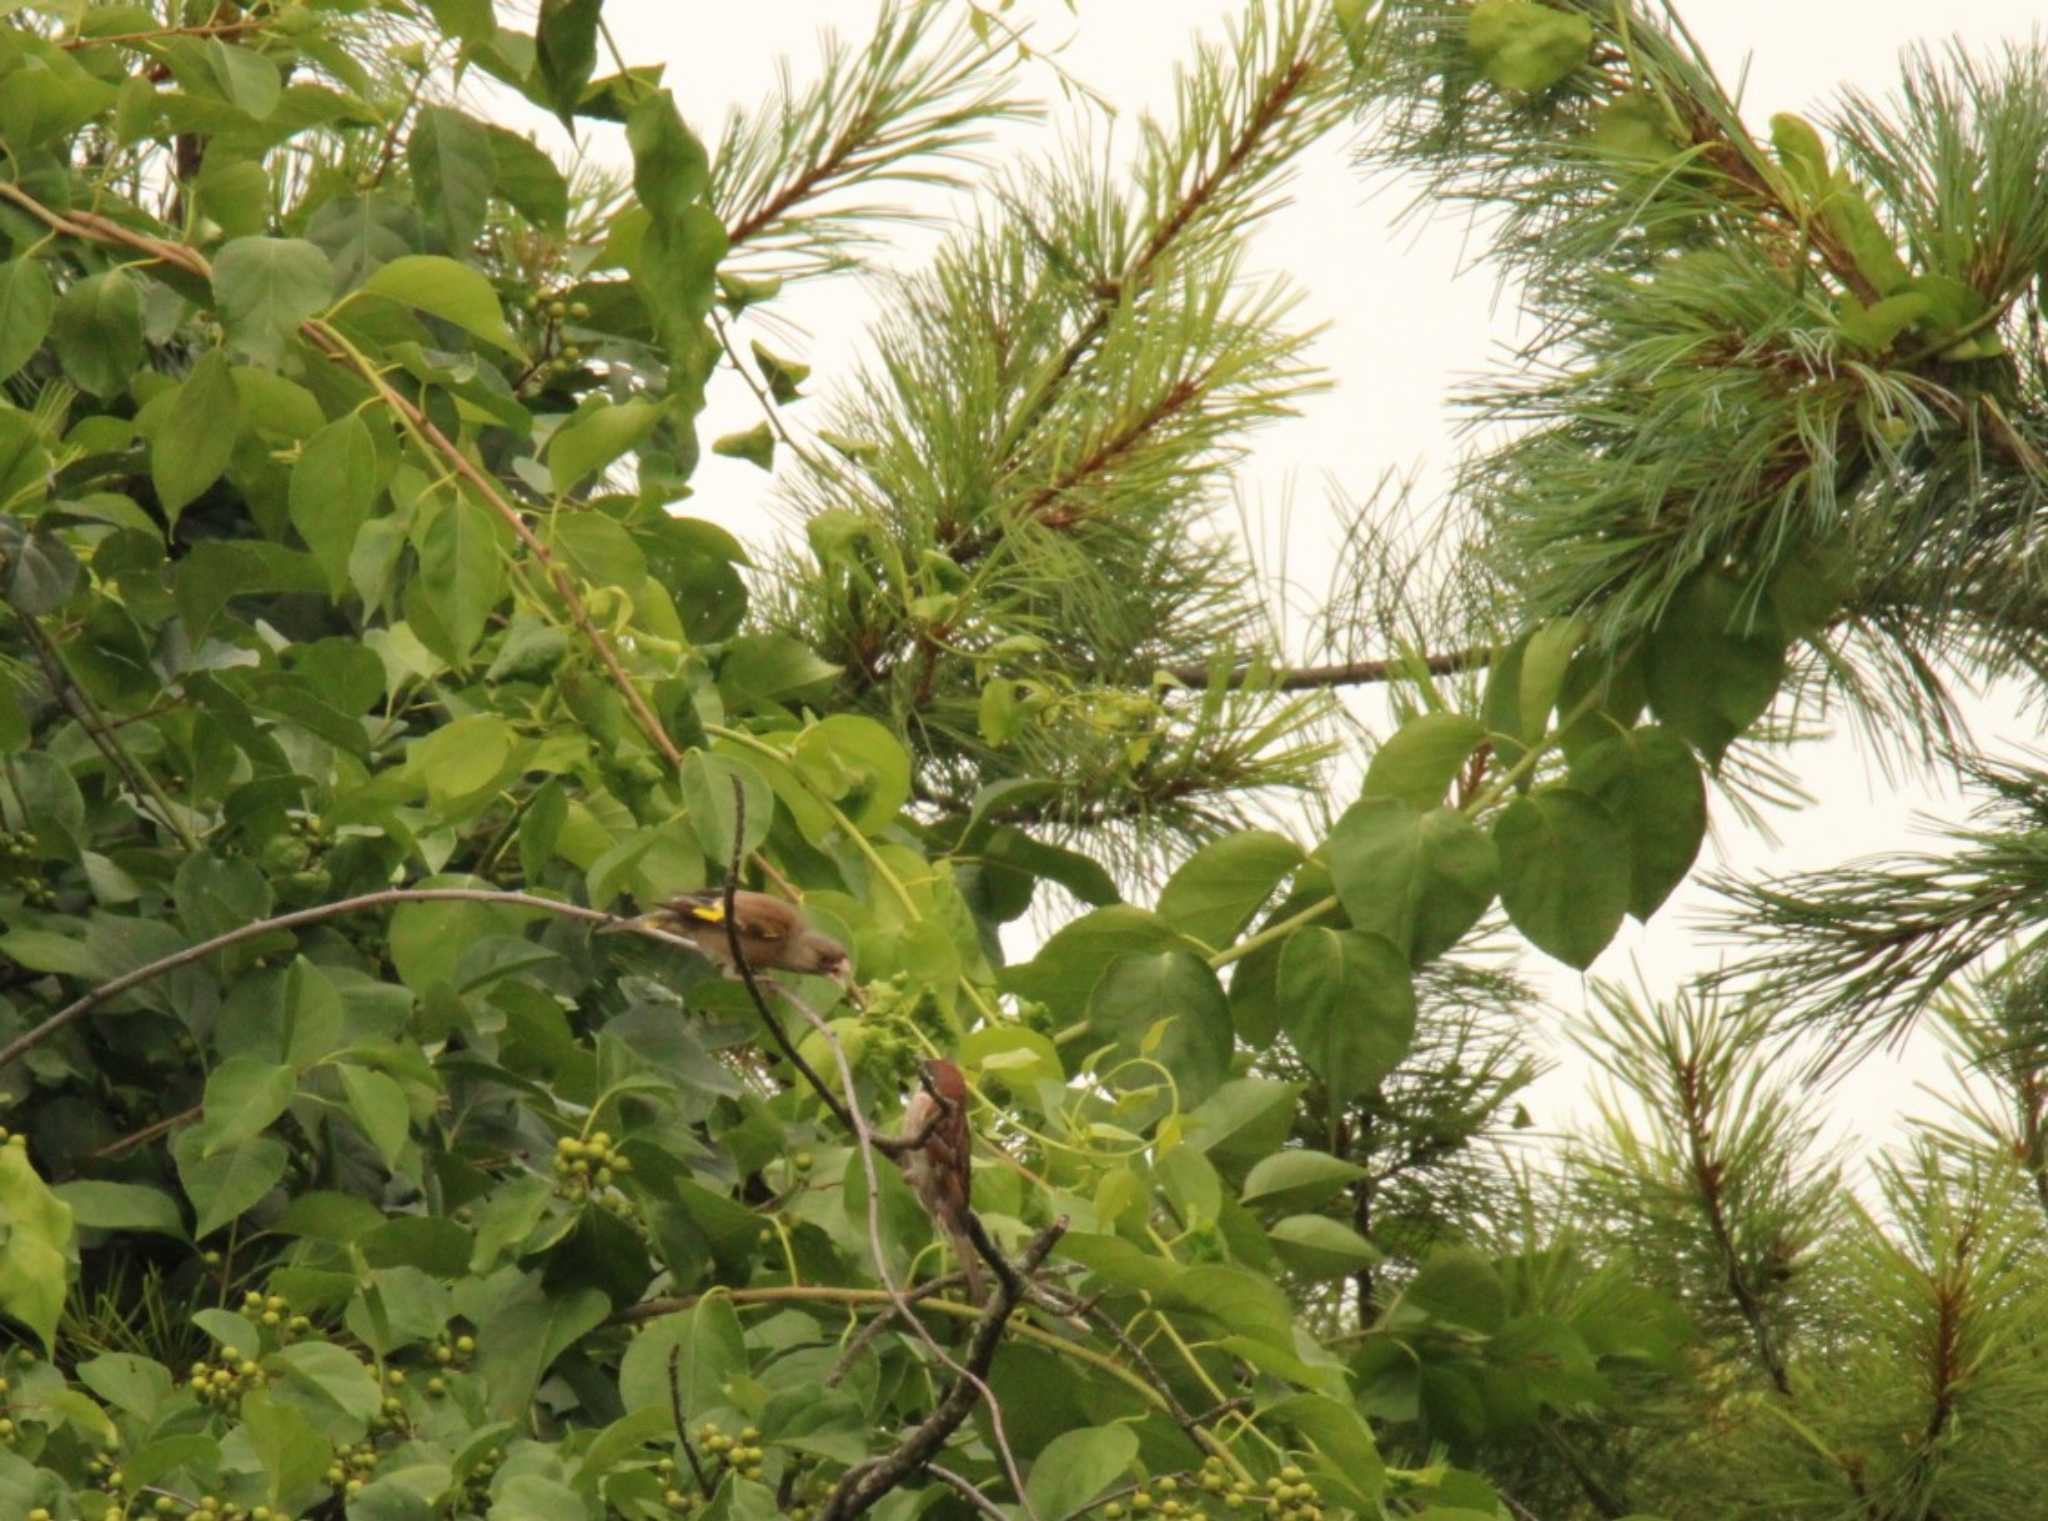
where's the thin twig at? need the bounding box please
[1162,644,1492,691]
[0,888,618,1074]
[928,1466,1012,1521]
[81,1103,204,1164]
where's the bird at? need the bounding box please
[899,1057,981,1305]
[603,889,853,985]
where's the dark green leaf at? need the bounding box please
[1569,725,1706,920]
[152,349,243,525]
[409,106,495,252]
[212,237,335,365]
[1493,788,1630,969]
[1325,799,1498,965]
[0,258,55,382]
[1155,829,1303,949]
[51,270,144,398]
[1086,950,1233,1108]
[1363,713,1487,810]
[1277,928,1416,1110]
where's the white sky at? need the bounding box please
[548,1,2048,1166]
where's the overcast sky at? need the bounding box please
[548,1,2048,1163]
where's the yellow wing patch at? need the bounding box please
[683,901,727,924]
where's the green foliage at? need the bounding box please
[7,3,2048,1521]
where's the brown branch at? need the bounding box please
[0,888,619,1075]
[816,1221,1066,1521]
[59,17,269,49]
[81,1104,204,1164]
[1162,643,1493,691]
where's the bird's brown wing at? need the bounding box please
[674,891,789,943]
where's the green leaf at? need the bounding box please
[1466,0,1592,94]
[51,269,144,398]
[175,850,274,945]
[534,0,602,129]
[553,510,646,586]
[750,340,809,404]
[241,1392,331,1510]
[1569,725,1706,920]
[53,1181,186,1239]
[0,258,55,382]
[978,826,1122,908]
[1276,928,1416,1109]
[207,38,282,118]
[289,413,380,596]
[718,633,840,707]
[269,1340,382,1439]
[76,1353,174,1421]
[413,713,516,806]
[1001,906,1188,1024]
[678,750,773,866]
[409,105,495,252]
[548,398,663,493]
[1325,799,1498,965]
[1645,571,1786,766]
[413,495,506,661]
[195,1054,297,1155]
[0,515,79,614]
[1240,1151,1367,1213]
[0,1141,75,1354]
[212,237,335,365]
[1179,1076,1304,1164]
[360,255,523,355]
[619,1295,745,1428]
[1155,829,1304,949]
[389,886,541,994]
[792,714,912,831]
[1268,1215,1382,1278]
[1518,616,1585,741]
[1025,1426,1140,1521]
[1086,950,1234,1108]
[712,422,775,472]
[1363,713,1487,811]
[486,124,570,229]
[1406,1246,1507,1334]
[1493,788,1630,969]
[152,349,243,525]
[337,1064,411,1169]
[1769,111,1830,201]
[173,1131,288,1239]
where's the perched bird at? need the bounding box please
[899,1057,981,1304]
[604,889,852,985]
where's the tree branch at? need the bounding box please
[817,1221,1066,1521]
[1162,644,1491,691]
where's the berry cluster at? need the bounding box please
[238,1289,314,1342]
[324,1437,382,1497]
[0,829,54,907]
[554,1130,634,1197]
[186,1348,265,1410]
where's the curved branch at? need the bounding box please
[0,888,618,1074]
[1163,644,1492,691]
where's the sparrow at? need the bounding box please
[900,1058,981,1304]
[603,889,852,985]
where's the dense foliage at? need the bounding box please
[1,3,2046,1521]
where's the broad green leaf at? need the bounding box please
[1269,1215,1383,1278]
[1277,928,1416,1110]
[792,714,912,831]
[1645,571,1786,766]
[534,0,601,128]
[173,1131,289,1239]
[77,1353,174,1420]
[241,1392,331,1510]
[1001,906,1188,1024]
[289,414,380,596]
[0,258,55,382]
[978,826,1122,908]
[618,1294,746,1428]
[212,236,335,365]
[389,883,541,994]
[1363,713,1487,811]
[1569,725,1706,920]
[1240,1150,1367,1213]
[0,515,80,614]
[552,511,645,586]
[1518,616,1585,741]
[718,633,840,707]
[207,38,282,117]
[1493,788,1630,969]
[51,269,145,398]
[53,1181,186,1238]
[269,1340,382,1440]
[338,1064,411,1169]
[0,406,48,506]
[1086,950,1234,1108]
[0,1141,75,1354]
[196,1054,296,1155]
[1024,1426,1140,1521]
[413,495,506,661]
[152,349,243,524]
[548,398,662,492]
[1325,799,1498,965]
[409,105,495,252]
[679,750,773,866]
[1179,1077,1303,1164]
[413,713,516,806]
[1155,829,1303,949]
[1406,1246,1507,1334]
[1770,111,1830,201]
[1266,1393,1386,1501]
[360,255,523,355]
[486,124,570,228]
